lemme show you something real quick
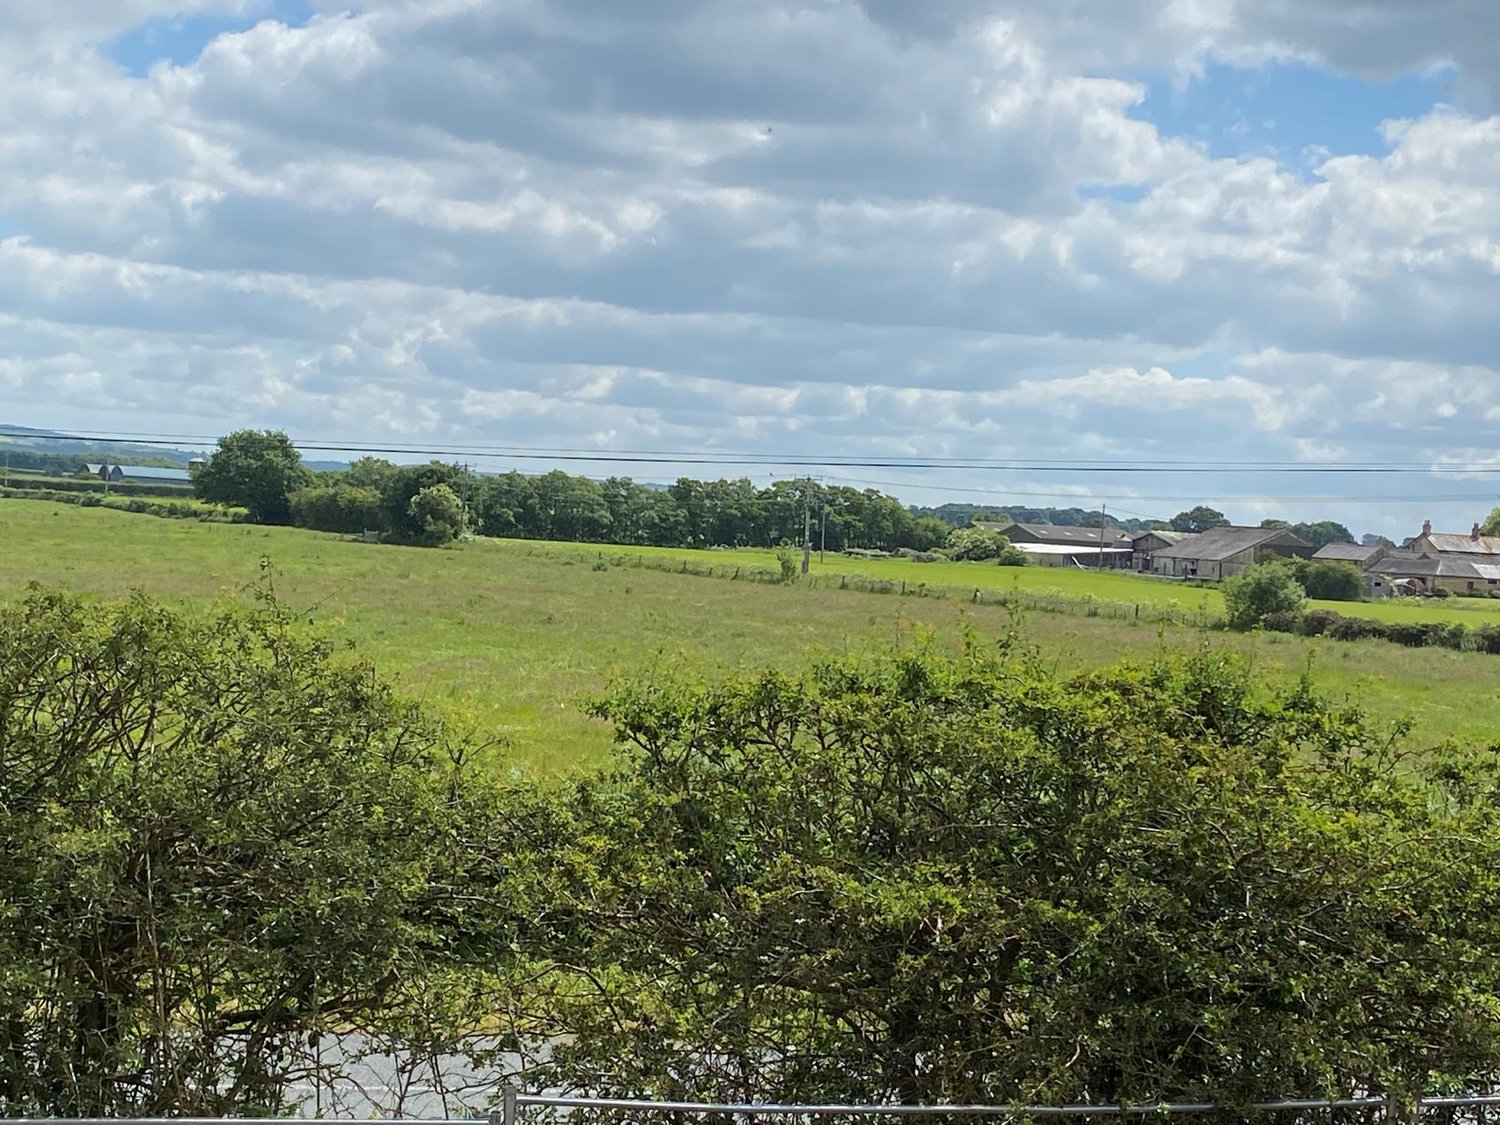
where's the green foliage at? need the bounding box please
[289,484,386,535]
[1483,508,1500,537]
[0,587,508,1116]
[192,430,311,525]
[529,644,1500,1106]
[947,525,1027,564]
[1293,559,1364,601]
[1288,520,1357,550]
[775,539,799,582]
[1169,505,1230,533]
[408,483,467,544]
[1221,561,1306,629]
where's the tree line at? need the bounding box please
[6,588,1500,1115]
[189,431,1394,554]
[192,430,954,551]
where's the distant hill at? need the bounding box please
[0,427,347,473]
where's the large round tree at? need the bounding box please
[193,429,311,524]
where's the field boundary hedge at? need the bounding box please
[528,545,1217,628]
[1,474,196,498]
[0,488,244,522]
[1261,606,1500,654]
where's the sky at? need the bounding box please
[3,1,1500,536]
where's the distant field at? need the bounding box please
[564,540,1500,626]
[1,499,1497,770]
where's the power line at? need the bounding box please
[819,474,1496,507]
[15,429,1500,476]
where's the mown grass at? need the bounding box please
[1,499,1497,771]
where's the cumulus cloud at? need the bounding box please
[1,0,1499,532]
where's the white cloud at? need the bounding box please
[2,0,1500,531]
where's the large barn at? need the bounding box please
[1149,526,1313,581]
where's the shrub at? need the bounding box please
[1295,560,1363,601]
[0,588,507,1115]
[1385,622,1447,648]
[1221,561,1306,630]
[776,540,799,583]
[290,484,386,535]
[1475,625,1500,654]
[1328,616,1388,642]
[1300,608,1344,636]
[407,483,467,545]
[1259,609,1304,634]
[557,643,1500,1106]
[947,525,1026,564]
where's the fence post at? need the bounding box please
[498,1085,519,1125]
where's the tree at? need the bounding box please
[408,483,466,545]
[0,588,509,1115]
[1221,560,1306,629]
[379,462,471,542]
[289,484,386,535]
[1483,508,1500,537]
[1363,533,1397,549]
[1295,559,1363,601]
[946,526,1026,564]
[192,430,311,524]
[1169,506,1230,533]
[1289,521,1356,550]
[526,643,1500,1106]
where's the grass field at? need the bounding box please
[2,498,1497,770]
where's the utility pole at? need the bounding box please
[802,485,812,576]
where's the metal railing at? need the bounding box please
[7,1092,1500,1125]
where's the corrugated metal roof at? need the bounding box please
[1312,543,1382,563]
[1011,543,1133,556]
[1371,553,1482,579]
[1131,529,1195,546]
[1152,526,1310,563]
[984,522,1134,547]
[1473,564,1500,581]
[114,464,192,482]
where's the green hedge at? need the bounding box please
[1263,607,1490,654]
[0,488,245,522]
[1,475,196,499]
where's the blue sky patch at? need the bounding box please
[109,0,314,76]
[1136,60,1455,168]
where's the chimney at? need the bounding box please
[1422,519,1432,537]
[1474,523,1483,541]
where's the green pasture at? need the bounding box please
[1,499,1497,769]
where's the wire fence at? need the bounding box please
[529,545,1218,629]
[490,1092,1500,1125]
[9,1090,1500,1125]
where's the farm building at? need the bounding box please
[1409,520,1500,560]
[1312,542,1386,566]
[83,463,194,487]
[1149,526,1313,581]
[975,522,1134,569]
[113,464,193,486]
[1364,552,1500,598]
[1131,529,1196,573]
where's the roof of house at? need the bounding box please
[1312,543,1384,563]
[1131,529,1195,547]
[113,464,192,482]
[1421,532,1500,556]
[84,463,106,474]
[1370,552,1485,579]
[1152,525,1311,563]
[978,521,1133,547]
